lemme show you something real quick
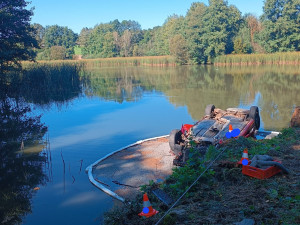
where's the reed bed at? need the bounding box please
[214,52,300,66]
[6,61,82,106]
[81,55,176,67]
[22,55,177,69]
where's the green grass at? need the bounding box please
[74,46,82,55]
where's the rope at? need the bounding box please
[155,146,227,225]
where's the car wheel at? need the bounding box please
[249,106,260,130]
[205,104,215,117]
[169,129,183,155]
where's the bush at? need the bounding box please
[50,46,66,60]
[36,49,51,60]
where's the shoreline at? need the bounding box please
[102,127,300,225]
[20,51,300,67]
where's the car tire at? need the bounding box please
[249,106,260,130]
[205,104,215,117]
[169,129,183,155]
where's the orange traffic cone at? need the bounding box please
[138,193,159,218]
[238,148,250,165]
[229,124,233,132]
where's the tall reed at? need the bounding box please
[22,56,177,68]
[214,52,300,66]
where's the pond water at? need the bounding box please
[0,65,299,224]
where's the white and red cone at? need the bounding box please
[238,148,250,165]
[138,193,159,218]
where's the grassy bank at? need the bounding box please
[214,52,300,66]
[104,128,300,225]
[22,55,177,68]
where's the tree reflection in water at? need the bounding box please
[0,63,299,223]
[0,63,81,224]
[0,98,48,224]
[81,65,300,129]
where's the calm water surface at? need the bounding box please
[1,65,299,224]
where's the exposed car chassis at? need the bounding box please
[169,105,260,166]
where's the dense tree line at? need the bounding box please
[1,0,299,67]
[70,0,298,64]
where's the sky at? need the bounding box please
[28,0,264,34]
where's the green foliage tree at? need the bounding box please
[153,15,186,56]
[50,46,66,60]
[233,16,253,54]
[185,2,207,64]
[43,25,77,58]
[81,20,142,58]
[200,0,242,63]
[102,32,117,58]
[185,0,242,63]
[132,45,140,56]
[27,1,299,63]
[133,28,158,56]
[82,23,117,57]
[32,23,45,48]
[77,27,92,48]
[119,20,141,33]
[36,48,50,60]
[113,20,143,57]
[0,0,38,71]
[259,0,300,52]
[43,25,77,49]
[169,34,189,64]
[233,37,246,54]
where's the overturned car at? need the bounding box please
[169,105,260,166]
